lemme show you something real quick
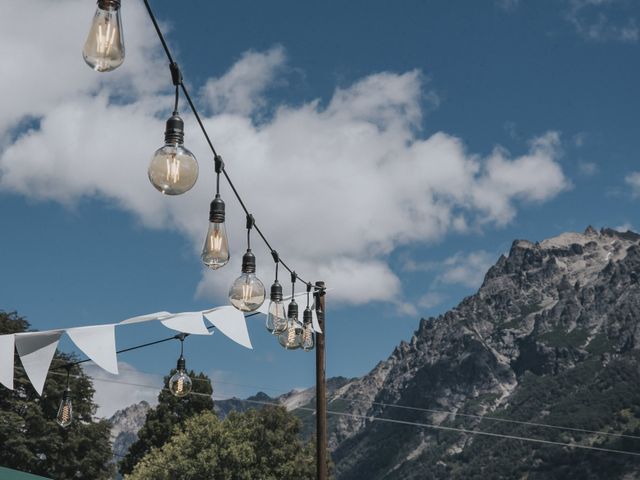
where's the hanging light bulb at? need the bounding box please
[201,156,230,269]
[278,298,303,350]
[169,335,192,397]
[229,250,266,312]
[148,112,199,195]
[229,215,266,312]
[266,253,287,334]
[302,306,315,352]
[56,369,73,427]
[278,273,303,349]
[302,285,315,351]
[83,0,125,72]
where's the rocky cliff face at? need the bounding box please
[109,400,150,473]
[330,227,640,479]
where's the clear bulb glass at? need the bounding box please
[266,300,287,334]
[278,315,303,350]
[82,3,125,72]
[201,221,229,269]
[148,144,199,195]
[56,393,73,428]
[169,370,192,397]
[229,273,266,312]
[302,323,315,352]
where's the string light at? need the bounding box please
[56,368,73,427]
[201,155,230,269]
[83,0,125,72]
[302,283,315,352]
[168,334,192,397]
[266,251,287,334]
[278,273,304,350]
[229,215,266,312]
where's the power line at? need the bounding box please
[43,368,640,443]
[81,373,640,458]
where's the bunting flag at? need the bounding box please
[0,304,253,395]
[204,307,252,349]
[67,325,118,375]
[0,334,15,390]
[15,331,63,395]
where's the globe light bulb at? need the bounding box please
[169,355,192,397]
[56,389,73,428]
[266,280,287,334]
[82,0,125,72]
[201,195,230,269]
[148,113,198,195]
[302,307,315,352]
[229,250,266,312]
[278,299,303,350]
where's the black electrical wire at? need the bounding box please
[58,312,262,370]
[142,0,318,290]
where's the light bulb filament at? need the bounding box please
[166,156,181,183]
[287,325,296,346]
[96,22,116,56]
[242,283,253,302]
[209,231,222,252]
[176,376,184,394]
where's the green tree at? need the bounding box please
[0,311,114,479]
[126,406,316,480]
[118,368,213,475]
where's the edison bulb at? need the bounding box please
[302,307,315,352]
[278,300,303,350]
[201,195,229,269]
[83,0,125,72]
[148,113,199,195]
[148,144,198,195]
[56,391,73,427]
[229,273,266,312]
[266,280,287,334]
[169,370,192,397]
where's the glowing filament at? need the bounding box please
[242,283,253,302]
[96,22,116,56]
[287,325,296,346]
[304,325,313,345]
[60,405,71,423]
[209,231,222,252]
[165,156,181,183]
[176,377,184,394]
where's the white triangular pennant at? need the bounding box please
[0,334,15,390]
[311,303,323,333]
[67,324,118,374]
[15,331,63,395]
[119,311,172,325]
[204,307,252,349]
[161,312,211,335]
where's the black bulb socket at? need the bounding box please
[303,307,312,325]
[270,280,283,302]
[209,194,225,223]
[176,355,186,372]
[164,113,185,145]
[288,299,298,319]
[98,0,121,11]
[242,249,256,274]
[62,388,71,401]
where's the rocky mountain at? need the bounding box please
[109,401,150,474]
[329,227,640,479]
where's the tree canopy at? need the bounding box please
[126,406,316,480]
[0,311,114,479]
[118,369,214,475]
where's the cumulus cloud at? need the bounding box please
[0,1,568,307]
[84,362,162,418]
[438,250,498,288]
[626,172,640,197]
[565,0,639,43]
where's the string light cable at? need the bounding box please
[39,369,640,458]
[140,0,320,292]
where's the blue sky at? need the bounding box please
[1,0,639,416]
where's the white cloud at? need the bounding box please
[0,1,568,307]
[566,0,639,43]
[614,222,634,233]
[84,362,162,418]
[626,172,640,197]
[578,161,598,176]
[418,292,447,309]
[439,250,497,288]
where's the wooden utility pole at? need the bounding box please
[314,281,327,480]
